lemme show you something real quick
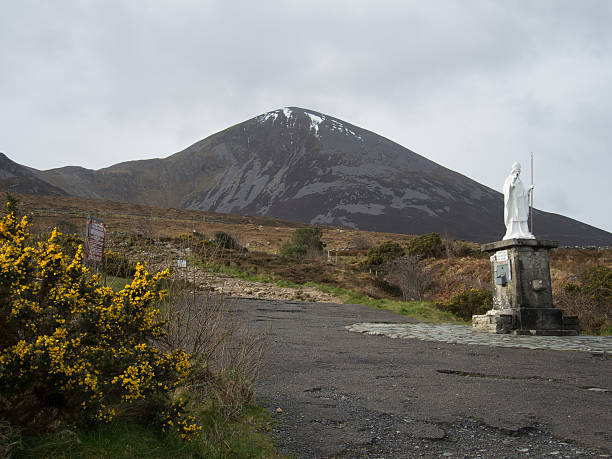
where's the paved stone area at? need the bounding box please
[347,323,612,354]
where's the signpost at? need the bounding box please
[85,217,106,266]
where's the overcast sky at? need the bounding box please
[1,1,611,233]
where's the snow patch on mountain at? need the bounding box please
[328,119,363,141]
[306,113,324,136]
[259,111,279,122]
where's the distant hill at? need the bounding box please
[2,108,611,246]
[0,153,68,197]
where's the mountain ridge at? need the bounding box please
[2,107,611,246]
[0,152,69,197]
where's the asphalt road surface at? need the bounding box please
[234,298,611,458]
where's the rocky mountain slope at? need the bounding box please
[4,108,611,245]
[0,153,67,197]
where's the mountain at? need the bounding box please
[0,153,68,197]
[3,107,611,246]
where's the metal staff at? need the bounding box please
[530,152,534,233]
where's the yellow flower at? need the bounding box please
[0,209,193,428]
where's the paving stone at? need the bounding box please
[346,323,612,353]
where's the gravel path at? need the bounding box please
[234,298,612,458]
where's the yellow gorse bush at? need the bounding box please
[0,206,197,436]
[161,398,203,442]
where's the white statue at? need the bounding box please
[503,162,535,240]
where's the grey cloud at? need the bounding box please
[0,0,610,232]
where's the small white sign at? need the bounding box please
[176,259,187,268]
[495,250,509,262]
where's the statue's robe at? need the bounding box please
[503,172,534,240]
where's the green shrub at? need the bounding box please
[450,240,478,257]
[54,219,79,235]
[280,227,325,259]
[0,206,198,439]
[406,233,445,259]
[558,265,611,334]
[359,241,405,271]
[562,281,581,294]
[561,266,612,306]
[436,288,492,320]
[103,249,137,278]
[3,193,19,216]
[214,231,241,250]
[192,230,207,240]
[581,265,612,305]
[56,232,85,259]
[371,277,403,298]
[279,243,305,259]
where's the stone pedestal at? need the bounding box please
[472,239,579,335]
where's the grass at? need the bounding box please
[397,301,469,324]
[304,282,468,324]
[104,274,131,291]
[12,405,280,458]
[195,260,274,284]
